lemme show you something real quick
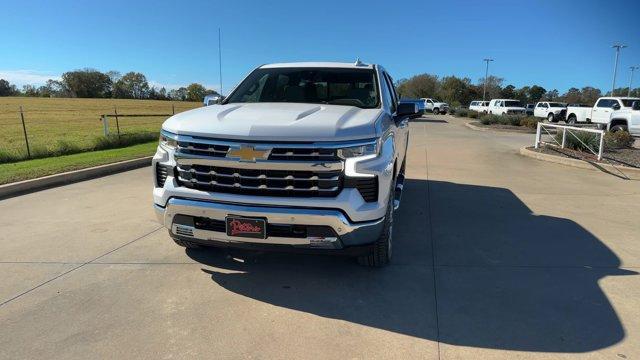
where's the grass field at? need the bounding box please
[0,141,159,185]
[0,97,200,161]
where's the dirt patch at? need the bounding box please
[529,145,640,169]
[468,121,537,133]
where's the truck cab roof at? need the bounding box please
[260,62,375,70]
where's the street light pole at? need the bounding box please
[482,58,494,101]
[611,44,627,95]
[628,66,639,97]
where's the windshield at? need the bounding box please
[504,100,522,107]
[225,67,379,108]
[549,102,566,107]
[621,99,640,107]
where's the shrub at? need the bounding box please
[554,129,600,152]
[454,108,468,118]
[604,130,634,150]
[480,114,501,125]
[448,108,456,116]
[519,116,541,129]
[468,110,479,119]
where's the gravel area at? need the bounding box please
[530,145,640,168]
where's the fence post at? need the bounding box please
[19,106,31,158]
[561,128,567,148]
[114,106,121,139]
[172,104,175,115]
[535,122,541,148]
[101,115,109,136]
[598,131,604,161]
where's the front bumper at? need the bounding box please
[155,198,385,249]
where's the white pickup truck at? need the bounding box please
[565,97,640,135]
[421,98,449,115]
[153,61,415,267]
[533,101,567,123]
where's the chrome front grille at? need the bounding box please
[176,164,342,197]
[177,141,229,157]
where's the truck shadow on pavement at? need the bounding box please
[186,178,635,353]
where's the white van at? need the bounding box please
[488,99,526,115]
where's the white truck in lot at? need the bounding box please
[533,101,567,123]
[565,97,640,135]
[421,98,449,114]
[153,62,415,267]
[487,99,526,115]
[469,100,489,113]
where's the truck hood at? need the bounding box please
[162,103,382,142]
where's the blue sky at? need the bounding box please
[1,0,639,94]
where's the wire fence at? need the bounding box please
[0,100,199,163]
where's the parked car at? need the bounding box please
[469,100,490,114]
[525,104,535,116]
[487,99,526,115]
[203,94,221,106]
[153,61,415,267]
[421,98,449,115]
[565,97,640,133]
[399,98,425,118]
[533,101,567,123]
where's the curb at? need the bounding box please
[464,121,536,134]
[0,156,153,200]
[519,147,640,180]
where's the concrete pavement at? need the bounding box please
[0,115,638,359]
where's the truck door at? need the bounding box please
[592,99,613,124]
[383,71,407,173]
[534,102,546,118]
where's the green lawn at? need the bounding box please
[0,141,158,185]
[0,97,199,161]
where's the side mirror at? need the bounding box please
[632,101,640,111]
[397,103,417,117]
[612,103,621,110]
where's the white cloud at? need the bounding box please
[0,70,61,87]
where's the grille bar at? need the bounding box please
[176,164,343,197]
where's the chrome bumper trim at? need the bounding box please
[156,198,384,247]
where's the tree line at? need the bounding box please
[0,68,219,102]
[396,74,640,107]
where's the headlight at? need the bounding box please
[159,131,178,150]
[338,142,378,159]
[340,140,380,178]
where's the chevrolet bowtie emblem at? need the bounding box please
[227,145,270,162]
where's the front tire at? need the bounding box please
[433,108,440,115]
[358,181,394,267]
[610,124,628,132]
[566,115,577,125]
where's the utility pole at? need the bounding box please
[218,28,223,96]
[482,58,494,101]
[611,44,627,95]
[628,66,639,97]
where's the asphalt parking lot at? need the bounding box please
[1,115,639,359]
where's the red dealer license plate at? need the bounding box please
[225,216,266,239]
